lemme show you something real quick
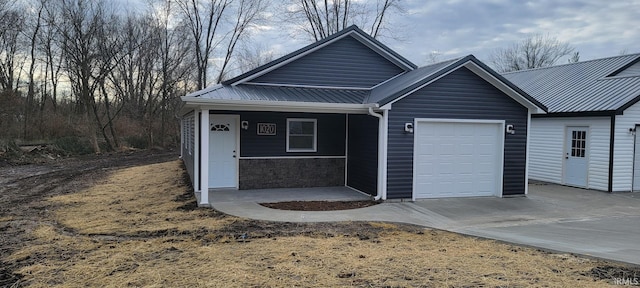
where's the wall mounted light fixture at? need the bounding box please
[404,122,414,133]
[506,124,515,135]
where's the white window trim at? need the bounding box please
[286,118,317,152]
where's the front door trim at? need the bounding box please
[563,126,589,188]
[209,114,240,189]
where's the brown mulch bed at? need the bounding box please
[260,200,379,211]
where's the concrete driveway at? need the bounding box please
[208,183,640,265]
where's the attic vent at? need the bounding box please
[609,59,640,77]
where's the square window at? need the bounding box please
[570,130,587,158]
[287,119,317,152]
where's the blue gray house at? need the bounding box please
[180,26,547,205]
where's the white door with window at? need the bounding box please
[564,127,588,187]
[209,115,238,188]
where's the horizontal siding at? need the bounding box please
[250,36,405,88]
[208,111,346,157]
[529,117,610,191]
[181,113,195,184]
[528,119,562,183]
[613,101,640,191]
[387,67,528,199]
[347,114,378,195]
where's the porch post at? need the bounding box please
[199,109,210,206]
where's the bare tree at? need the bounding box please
[23,0,46,139]
[152,0,195,146]
[425,50,442,64]
[283,0,403,41]
[39,0,64,112]
[57,0,125,152]
[0,8,25,92]
[215,0,269,83]
[177,0,230,89]
[568,51,580,63]
[490,34,575,72]
[177,0,268,88]
[234,42,275,74]
[0,0,243,151]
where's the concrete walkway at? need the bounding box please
[207,184,640,265]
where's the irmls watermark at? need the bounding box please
[612,277,639,285]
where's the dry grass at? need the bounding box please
[6,160,629,287]
[48,161,233,235]
[0,216,13,222]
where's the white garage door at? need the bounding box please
[413,119,504,199]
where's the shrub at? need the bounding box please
[53,136,94,155]
[124,135,149,149]
[0,139,22,159]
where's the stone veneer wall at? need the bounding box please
[239,158,345,189]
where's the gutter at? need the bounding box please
[368,107,385,201]
[181,97,375,114]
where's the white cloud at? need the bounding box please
[386,0,640,65]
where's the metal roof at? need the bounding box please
[184,54,547,114]
[187,84,369,104]
[502,54,640,113]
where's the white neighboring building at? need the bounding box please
[504,54,640,192]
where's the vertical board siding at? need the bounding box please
[209,111,346,157]
[250,36,405,88]
[613,102,640,191]
[347,114,379,195]
[529,117,610,191]
[387,67,528,199]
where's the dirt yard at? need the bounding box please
[1,152,638,287]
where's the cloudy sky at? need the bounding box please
[254,0,639,67]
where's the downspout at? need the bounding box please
[608,113,615,193]
[368,107,384,200]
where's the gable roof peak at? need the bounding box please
[222,25,416,86]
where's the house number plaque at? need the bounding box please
[257,123,276,135]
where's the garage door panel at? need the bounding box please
[414,120,503,199]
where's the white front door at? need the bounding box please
[633,125,640,191]
[564,127,588,188]
[209,115,238,188]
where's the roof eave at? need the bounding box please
[532,110,616,118]
[181,96,377,114]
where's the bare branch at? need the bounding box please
[490,34,576,72]
[282,0,403,41]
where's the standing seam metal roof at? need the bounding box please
[186,54,546,112]
[188,84,369,104]
[502,54,640,113]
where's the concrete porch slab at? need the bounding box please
[200,186,371,204]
